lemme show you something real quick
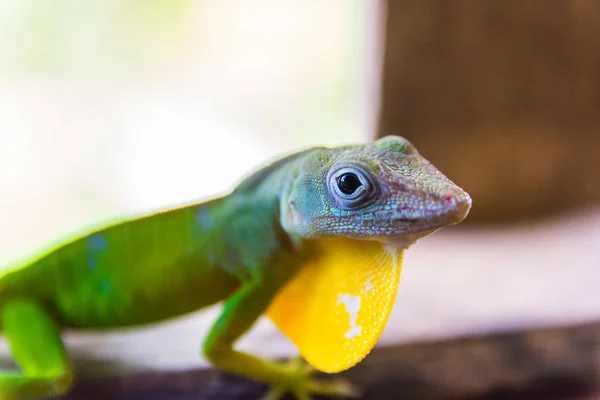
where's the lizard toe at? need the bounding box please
[260,357,360,400]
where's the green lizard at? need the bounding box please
[0,135,471,400]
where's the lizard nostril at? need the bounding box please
[442,195,453,203]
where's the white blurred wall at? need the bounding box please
[0,0,385,266]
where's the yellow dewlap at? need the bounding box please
[266,237,403,373]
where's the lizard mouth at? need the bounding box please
[387,200,471,230]
[369,194,472,248]
[397,191,472,228]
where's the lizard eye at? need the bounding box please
[337,173,362,195]
[328,165,374,208]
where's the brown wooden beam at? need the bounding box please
[377,0,600,225]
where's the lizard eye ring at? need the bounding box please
[328,165,374,208]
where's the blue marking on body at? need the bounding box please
[86,233,109,272]
[188,207,213,255]
[99,278,113,294]
[195,207,214,229]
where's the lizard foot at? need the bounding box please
[260,357,360,400]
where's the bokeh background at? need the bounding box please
[0,1,598,398]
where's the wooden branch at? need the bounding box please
[60,321,600,400]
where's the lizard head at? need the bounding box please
[271,135,472,373]
[280,135,472,249]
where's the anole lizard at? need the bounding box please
[0,136,471,399]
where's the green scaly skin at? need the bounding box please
[0,136,471,399]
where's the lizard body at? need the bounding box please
[0,136,471,399]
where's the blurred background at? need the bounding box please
[0,1,599,399]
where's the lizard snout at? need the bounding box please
[439,188,472,225]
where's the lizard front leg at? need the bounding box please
[202,274,358,400]
[0,299,73,399]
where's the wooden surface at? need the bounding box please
[59,321,600,400]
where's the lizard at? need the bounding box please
[0,135,471,400]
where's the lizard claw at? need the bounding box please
[260,357,361,400]
[306,377,360,398]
